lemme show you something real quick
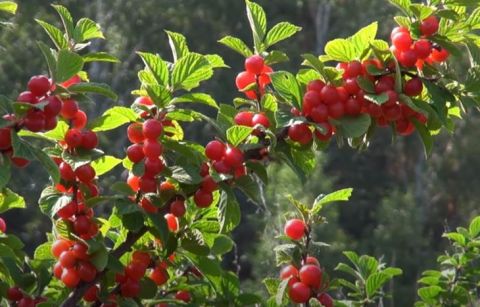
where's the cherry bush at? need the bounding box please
[0,0,480,306]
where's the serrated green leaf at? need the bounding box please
[265,22,301,47]
[171,93,218,109]
[137,52,169,86]
[35,19,68,50]
[270,71,302,109]
[91,155,122,176]
[334,114,371,138]
[218,36,253,57]
[74,17,104,42]
[165,30,189,62]
[226,126,254,147]
[311,188,353,215]
[171,53,213,91]
[0,188,25,214]
[56,50,84,83]
[245,0,267,52]
[68,82,117,100]
[350,22,378,57]
[218,188,241,233]
[90,106,138,132]
[51,4,74,39]
[83,52,119,63]
[325,39,357,62]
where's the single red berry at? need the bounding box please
[390,26,409,40]
[245,55,265,75]
[65,129,83,148]
[306,80,325,93]
[139,176,157,193]
[317,293,334,307]
[170,199,186,217]
[165,213,179,232]
[135,96,154,106]
[28,75,51,97]
[299,264,323,288]
[306,256,321,267]
[392,31,412,52]
[81,130,98,150]
[205,140,226,161]
[59,250,77,268]
[127,123,145,144]
[144,158,164,177]
[375,76,395,94]
[0,127,12,150]
[44,96,62,117]
[302,91,322,116]
[75,164,96,183]
[234,111,254,127]
[125,262,146,280]
[345,98,361,116]
[53,262,63,279]
[17,91,37,104]
[140,197,158,213]
[7,286,23,301]
[235,71,256,91]
[420,15,439,37]
[143,139,163,159]
[284,219,306,240]
[78,261,97,282]
[127,144,144,163]
[132,251,151,266]
[127,174,140,191]
[223,146,244,168]
[344,78,360,95]
[72,242,89,260]
[288,282,311,304]
[59,162,76,182]
[73,215,92,235]
[175,290,192,303]
[280,265,299,280]
[150,267,169,285]
[320,85,339,105]
[143,119,163,140]
[430,48,449,62]
[51,239,72,258]
[201,175,218,193]
[398,49,418,67]
[288,124,312,145]
[194,189,213,208]
[328,102,345,119]
[414,39,433,59]
[0,218,6,234]
[44,115,58,131]
[83,285,99,302]
[24,111,45,132]
[60,99,79,119]
[212,160,232,174]
[310,104,329,123]
[120,279,140,298]
[404,78,424,97]
[57,201,76,219]
[344,60,363,78]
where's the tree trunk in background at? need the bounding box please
[308,0,332,53]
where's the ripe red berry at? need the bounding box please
[60,99,79,119]
[306,256,321,267]
[81,130,98,150]
[65,129,83,148]
[78,261,97,282]
[201,175,218,193]
[71,110,87,129]
[127,123,145,144]
[73,215,92,235]
[127,144,144,163]
[345,98,361,116]
[135,96,154,106]
[7,286,23,301]
[224,146,244,168]
[75,164,96,183]
[194,189,213,208]
[170,199,186,217]
[59,250,77,268]
[24,111,45,132]
[44,115,58,131]
[414,39,433,59]
[44,96,62,117]
[317,293,334,307]
[165,213,179,232]
[0,218,6,233]
[212,160,232,174]
[398,49,418,67]
[404,78,424,97]
[420,15,439,37]
[150,267,169,285]
[143,139,163,159]
[59,162,76,182]
[28,75,51,97]
[320,85,339,105]
[307,80,325,93]
[120,279,140,298]
[280,265,299,280]
[234,111,254,127]
[288,282,311,304]
[83,285,99,302]
[288,124,312,145]
[72,242,89,260]
[139,176,157,193]
[392,31,412,52]
[143,119,163,140]
[310,104,329,123]
[284,219,306,240]
[328,102,345,119]
[132,251,151,266]
[430,48,449,62]
[175,290,192,303]
[299,264,323,288]
[235,71,256,91]
[344,60,363,78]
[344,78,360,95]
[51,239,72,258]
[140,197,158,213]
[390,26,409,40]
[0,127,12,150]
[144,158,164,177]
[125,262,146,280]
[127,174,140,191]
[53,262,63,279]
[245,55,265,75]
[252,113,270,128]
[205,140,226,161]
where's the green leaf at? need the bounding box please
[350,22,378,57]
[245,0,267,52]
[34,242,54,260]
[226,126,254,146]
[276,278,290,306]
[389,0,413,16]
[137,52,169,86]
[469,216,480,237]
[56,50,84,83]
[0,2,17,14]
[265,22,301,47]
[35,19,68,50]
[264,50,289,65]
[0,188,25,213]
[68,82,117,100]
[270,71,302,109]
[290,147,316,174]
[83,52,119,63]
[171,93,218,109]
[211,235,234,255]
[139,278,158,299]
[171,165,203,184]
[37,42,57,79]
[145,84,172,107]
[311,188,353,215]
[443,232,466,245]
[171,53,213,91]
[364,93,389,105]
[334,114,371,138]
[218,36,253,57]
[411,118,433,158]
[43,120,69,141]
[51,4,74,38]
[366,272,391,297]
[418,286,442,301]
[218,188,241,233]
[74,17,104,42]
[91,156,122,176]
[90,245,108,271]
[90,107,138,132]
[205,54,228,68]
[324,39,357,62]
[165,30,189,62]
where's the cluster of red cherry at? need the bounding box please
[281,219,333,306]
[6,286,46,307]
[235,55,272,100]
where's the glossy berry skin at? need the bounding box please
[320,85,339,105]
[78,261,97,282]
[224,146,244,168]
[0,217,5,233]
[328,102,345,119]
[252,113,270,128]
[60,99,79,119]
[288,124,312,145]
[51,239,71,258]
[59,250,77,268]
[127,144,145,163]
[150,267,169,285]
[24,111,45,132]
[144,158,164,177]
[165,213,179,232]
[392,31,412,52]
[72,242,89,260]
[120,279,140,298]
[0,128,12,150]
[7,287,23,301]
[175,290,192,303]
[143,119,163,140]
[398,49,418,67]
[44,96,62,117]
[28,75,51,97]
[81,130,98,150]
[135,96,153,106]
[72,110,87,129]
[420,15,439,37]
[201,175,218,193]
[125,262,147,280]
[205,140,226,161]
[307,80,325,93]
[299,264,323,289]
[245,55,265,75]
[83,285,99,302]
[414,39,432,59]
[430,48,449,62]
[73,215,91,235]
[17,91,37,104]
[75,164,96,183]
[143,139,163,159]
[138,176,157,193]
[234,111,254,126]
[306,256,321,267]
[194,189,213,208]
[59,162,76,182]
[170,199,186,217]
[65,129,83,148]
[132,251,151,266]
[61,268,81,288]
[280,265,299,280]
[235,71,256,91]
[288,282,311,304]
[404,78,424,97]
[127,123,145,144]
[284,219,306,240]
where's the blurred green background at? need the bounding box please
[1,1,479,305]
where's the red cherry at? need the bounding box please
[7,286,23,301]
[44,115,58,131]
[194,189,213,208]
[284,219,306,240]
[132,251,151,266]
[53,262,63,279]
[310,104,329,123]
[385,90,399,107]
[344,60,363,78]
[51,239,72,258]
[306,80,325,93]
[59,162,76,182]
[127,174,140,191]
[139,176,157,193]
[127,144,145,163]
[125,262,146,280]
[317,293,334,307]
[81,130,98,150]
[288,124,312,145]
[17,297,35,307]
[245,55,265,75]
[212,160,232,174]
[396,119,415,136]
[120,279,140,298]
[165,213,179,232]
[398,49,418,67]
[57,201,76,219]
[205,140,225,161]
[59,250,77,268]
[0,218,5,234]
[320,85,339,105]
[328,102,345,119]
[404,78,423,97]
[392,31,412,52]
[140,197,158,213]
[414,40,432,59]
[175,290,191,303]
[143,119,163,140]
[280,265,299,280]
[420,15,439,37]
[170,199,186,217]
[199,162,209,176]
[83,285,99,302]
[375,76,395,94]
[234,111,254,127]
[235,71,256,91]
[302,91,322,115]
[201,175,218,193]
[0,128,12,150]
[383,105,402,122]
[70,110,87,129]
[430,48,449,62]
[72,242,89,260]
[73,215,92,235]
[127,123,145,144]
[299,264,323,288]
[390,26,409,40]
[44,96,62,117]
[17,91,37,104]
[28,75,51,97]
[345,98,361,116]
[24,111,45,132]
[344,78,360,95]
[144,158,164,177]
[314,123,334,142]
[78,261,97,282]
[65,129,83,148]
[60,99,79,119]
[306,256,321,267]
[223,146,244,168]
[252,112,270,128]
[150,267,169,285]
[143,139,163,159]
[135,96,153,106]
[288,282,311,304]
[75,164,96,183]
